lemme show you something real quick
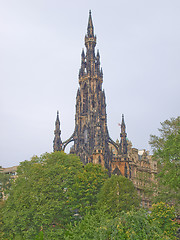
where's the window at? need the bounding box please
[83,84,88,113]
[84,129,88,143]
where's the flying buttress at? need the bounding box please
[62,132,75,151]
[108,137,119,151]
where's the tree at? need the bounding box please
[149,202,178,240]
[149,117,180,212]
[0,200,5,239]
[97,175,140,216]
[69,163,108,217]
[65,209,170,240]
[0,167,12,239]
[1,152,107,239]
[149,117,180,152]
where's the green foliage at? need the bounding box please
[149,116,180,152]
[69,163,108,217]
[149,202,178,239]
[97,175,140,216]
[0,168,12,239]
[0,201,5,239]
[65,210,110,240]
[2,149,179,239]
[1,152,107,239]
[155,129,180,189]
[149,117,180,213]
[35,230,44,240]
[65,209,170,240]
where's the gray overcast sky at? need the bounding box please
[1,0,180,167]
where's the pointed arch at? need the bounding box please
[112,167,122,176]
[98,155,101,164]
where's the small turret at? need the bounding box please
[100,67,103,77]
[81,48,85,61]
[120,114,127,154]
[121,114,125,132]
[79,49,86,77]
[53,111,62,151]
[76,88,80,98]
[96,49,100,74]
[97,49,100,60]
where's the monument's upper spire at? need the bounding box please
[56,110,60,122]
[79,11,102,78]
[85,10,96,50]
[87,10,94,37]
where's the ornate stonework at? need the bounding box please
[53,11,157,206]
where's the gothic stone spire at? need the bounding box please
[120,114,128,154]
[53,111,62,151]
[87,10,94,37]
[73,11,110,169]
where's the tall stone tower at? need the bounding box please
[61,11,111,170]
[54,11,132,178]
[74,10,111,169]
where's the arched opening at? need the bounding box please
[83,83,88,113]
[112,167,122,176]
[84,129,88,144]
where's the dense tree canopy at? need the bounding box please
[1,152,108,239]
[1,117,180,240]
[149,202,178,239]
[69,162,108,216]
[97,175,140,216]
[149,117,180,152]
[149,116,180,212]
[65,208,177,240]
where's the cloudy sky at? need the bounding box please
[1,0,180,167]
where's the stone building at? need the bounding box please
[53,11,157,207]
[110,142,157,207]
[129,148,157,208]
[0,166,18,200]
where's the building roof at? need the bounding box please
[0,166,18,174]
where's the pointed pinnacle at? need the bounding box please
[100,67,103,75]
[121,114,125,126]
[97,49,100,57]
[81,48,85,58]
[56,111,60,122]
[87,10,94,37]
